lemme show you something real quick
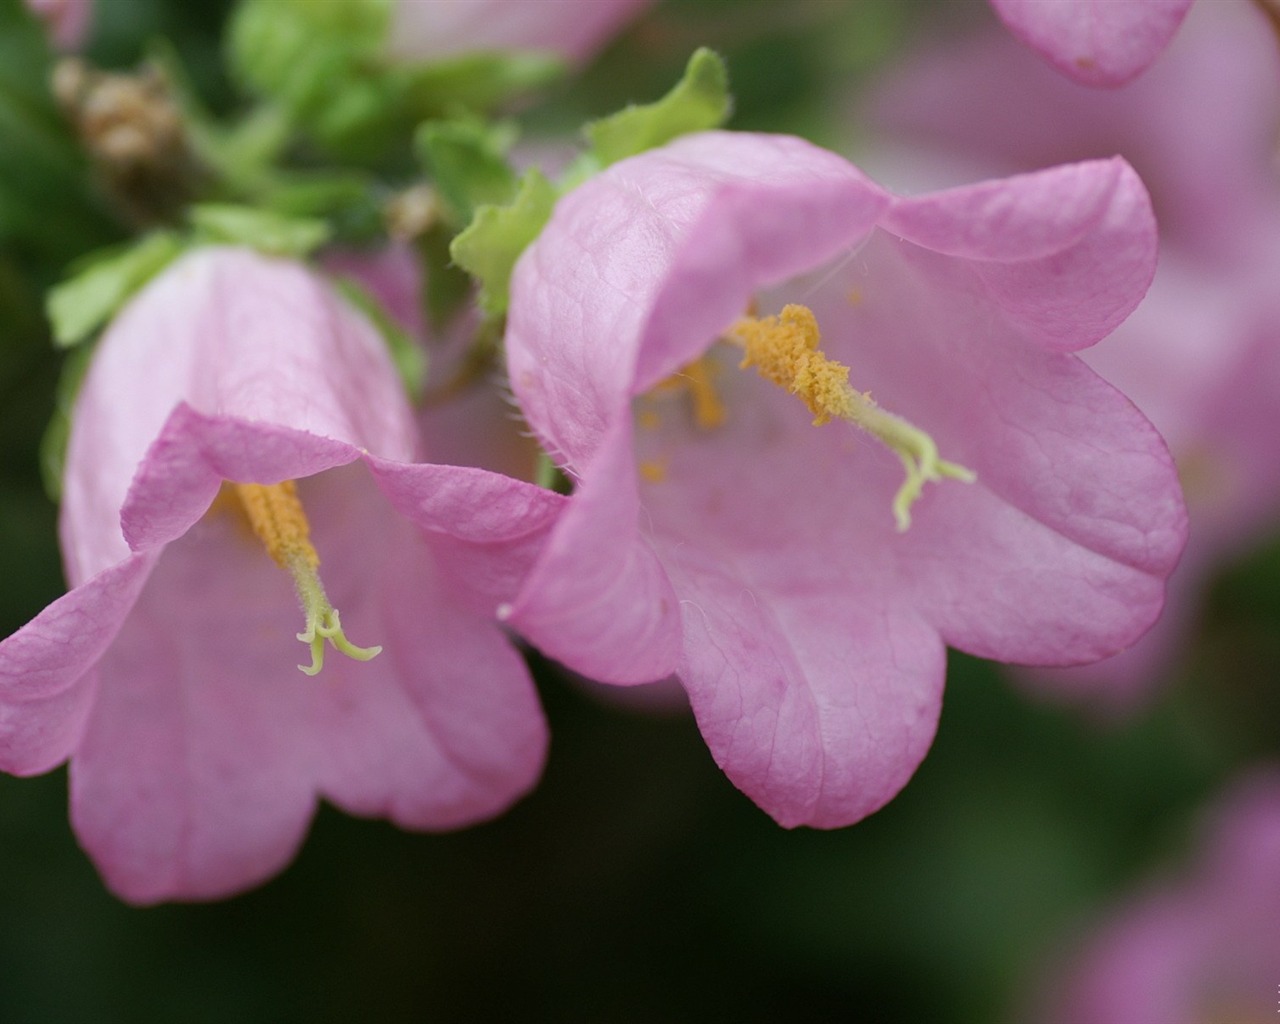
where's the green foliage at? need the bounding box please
[0,0,114,263]
[227,0,561,164]
[449,169,557,318]
[416,117,518,224]
[44,233,184,349]
[585,47,731,167]
[189,203,330,256]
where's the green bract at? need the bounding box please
[45,233,185,349]
[189,204,330,257]
[584,48,731,168]
[450,169,557,318]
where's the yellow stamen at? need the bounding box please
[233,482,382,675]
[649,355,728,430]
[728,304,976,531]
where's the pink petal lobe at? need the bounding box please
[0,554,152,776]
[505,420,682,684]
[989,0,1194,86]
[120,404,359,553]
[364,456,567,607]
[803,235,1186,665]
[666,524,945,828]
[884,158,1157,350]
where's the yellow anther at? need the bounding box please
[650,355,728,431]
[728,304,976,531]
[234,481,319,570]
[232,481,381,675]
[732,304,860,425]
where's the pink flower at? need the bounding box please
[868,0,1280,710]
[989,0,1194,87]
[25,0,92,50]
[386,0,653,65]
[500,131,1186,828]
[1040,770,1280,1023]
[0,246,564,903]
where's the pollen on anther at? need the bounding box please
[234,480,320,570]
[733,304,859,425]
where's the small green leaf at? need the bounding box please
[189,204,330,257]
[332,277,428,401]
[585,48,731,167]
[416,118,518,224]
[450,169,557,317]
[45,233,184,349]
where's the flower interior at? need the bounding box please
[641,303,975,530]
[233,480,382,675]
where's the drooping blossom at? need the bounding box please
[0,246,564,903]
[500,131,1186,828]
[25,0,92,50]
[386,0,653,65]
[1039,770,1280,1024]
[867,0,1280,710]
[988,0,1194,87]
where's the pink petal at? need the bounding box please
[120,404,359,553]
[365,456,568,607]
[884,159,1156,350]
[989,0,1194,87]
[502,419,682,684]
[0,554,152,776]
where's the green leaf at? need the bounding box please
[401,52,565,114]
[450,169,557,317]
[189,204,330,257]
[585,48,731,167]
[416,117,518,224]
[332,277,427,401]
[228,0,562,163]
[45,233,184,349]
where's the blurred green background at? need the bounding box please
[2,1,1277,1021]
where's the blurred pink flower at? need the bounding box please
[0,247,563,903]
[1041,770,1280,1023]
[501,131,1185,829]
[386,0,652,65]
[869,0,1280,710]
[989,0,1194,86]
[25,0,92,50]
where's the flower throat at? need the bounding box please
[727,303,975,530]
[233,481,381,675]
